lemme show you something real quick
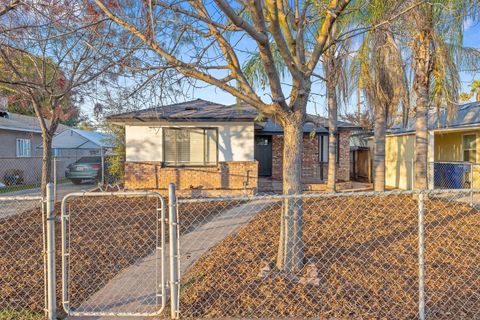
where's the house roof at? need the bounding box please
[51,128,114,149]
[0,110,70,134]
[108,99,359,133]
[390,101,480,135]
[107,99,259,122]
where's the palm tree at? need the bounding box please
[351,1,409,192]
[409,0,477,189]
[324,31,350,192]
[471,80,480,101]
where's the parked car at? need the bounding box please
[65,157,102,184]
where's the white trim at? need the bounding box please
[387,126,480,138]
[16,138,31,157]
[461,133,477,163]
[0,125,42,133]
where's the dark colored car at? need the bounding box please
[65,156,102,184]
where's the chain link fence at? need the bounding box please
[0,156,80,194]
[176,189,479,319]
[60,192,165,317]
[385,160,480,191]
[0,187,479,319]
[429,162,480,190]
[0,196,46,319]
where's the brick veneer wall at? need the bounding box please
[124,161,258,193]
[271,130,350,182]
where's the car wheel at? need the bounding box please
[71,179,82,185]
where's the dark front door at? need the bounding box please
[254,135,272,176]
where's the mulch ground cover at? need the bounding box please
[0,195,236,318]
[179,194,480,319]
[1,193,478,319]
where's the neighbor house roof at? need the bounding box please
[51,128,114,149]
[390,101,480,135]
[0,110,70,134]
[257,114,359,134]
[107,99,359,133]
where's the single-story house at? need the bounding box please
[107,99,359,195]
[385,101,480,189]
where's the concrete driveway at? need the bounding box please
[2,181,95,198]
[0,182,96,219]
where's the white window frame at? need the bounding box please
[462,133,477,163]
[16,138,31,158]
[53,148,62,157]
[163,127,218,166]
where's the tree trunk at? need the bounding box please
[373,104,386,192]
[276,115,304,273]
[41,132,53,197]
[414,86,429,190]
[413,30,431,190]
[326,81,337,192]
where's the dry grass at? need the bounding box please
[180,194,480,319]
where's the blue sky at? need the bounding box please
[85,15,480,120]
[192,21,480,118]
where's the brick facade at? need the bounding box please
[271,130,350,182]
[124,130,351,196]
[124,161,258,196]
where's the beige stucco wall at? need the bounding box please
[434,130,480,162]
[384,129,480,189]
[125,122,255,162]
[385,134,416,189]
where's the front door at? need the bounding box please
[254,135,272,176]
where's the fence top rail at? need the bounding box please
[178,188,480,204]
[60,191,165,218]
[0,195,43,201]
[431,161,477,164]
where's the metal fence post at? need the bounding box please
[418,192,426,320]
[168,183,180,319]
[53,157,57,203]
[46,183,57,320]
[470,163,474,207]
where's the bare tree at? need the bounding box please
[92,0,358,272]
[0,0,132,195]
[0,0,20,18]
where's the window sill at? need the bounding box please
[163,164,218,168]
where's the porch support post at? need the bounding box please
[428,131,435,190]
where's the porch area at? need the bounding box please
[257,177,372,193]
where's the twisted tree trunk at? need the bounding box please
[41,133,53,197]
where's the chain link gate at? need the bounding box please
[60,191,167,317]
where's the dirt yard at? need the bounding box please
[0,195,240,317]
[179,194,480,319]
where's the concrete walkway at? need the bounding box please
[68,198,278,319]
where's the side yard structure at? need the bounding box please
[385,101,480,189]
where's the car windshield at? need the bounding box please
[76,157,101,164]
